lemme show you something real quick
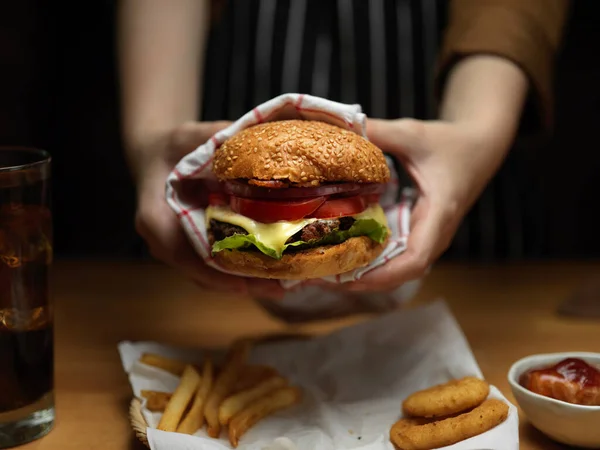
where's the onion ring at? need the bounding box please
[390,399,509,450]
[402,376,489,418]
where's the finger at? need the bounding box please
[148,230,248,294]
[174,234,248,294]
[137,206,248,294]
[247,279,286,301]
[341,199,446,292]
[302,279,350,292]
[365,118,422,160]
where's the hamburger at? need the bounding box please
[206,119,390,280]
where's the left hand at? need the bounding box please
[130,121,286,300]
[318,117,510,292]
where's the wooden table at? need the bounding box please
[20,261,600,450]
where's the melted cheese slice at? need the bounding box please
[206,206,316,254]
[353,204,388,227]
[206,204,388,255]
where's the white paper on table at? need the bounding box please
[118,300,519,450]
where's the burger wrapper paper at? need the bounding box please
[119,299,519,450]
[165,94,412,292]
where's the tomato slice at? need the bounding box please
[229,196,326,223]
[364,193,381,204]
[308,196,367,219]
[208,193,229,206]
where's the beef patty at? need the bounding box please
[208,217,355,244]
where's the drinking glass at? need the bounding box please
[0,148,54,447]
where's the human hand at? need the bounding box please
[130,121,286,299]
[319,118,510,292]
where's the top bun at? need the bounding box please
[212,120,390,185]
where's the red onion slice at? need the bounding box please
[223,180,384,199]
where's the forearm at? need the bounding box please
[117,0,210,170]
[440,55,528,155]
[438,0,570,129]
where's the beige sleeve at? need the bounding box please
[437,0,571,129]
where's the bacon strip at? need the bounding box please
[247,179,289,188]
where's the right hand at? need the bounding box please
[130,121,285,299]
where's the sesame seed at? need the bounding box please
[226,156,231,161]
[301,177,307,182]
[232,156,238,160]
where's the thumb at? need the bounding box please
[365,118,423,160]
[343,198,446,291]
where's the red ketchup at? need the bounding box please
[519,358,600,406]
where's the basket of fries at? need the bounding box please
[127,340,303,448]
[130,398,150,447]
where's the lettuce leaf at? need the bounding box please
[211,219,388,260]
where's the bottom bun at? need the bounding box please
[213,236,386,280]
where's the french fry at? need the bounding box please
[157,365,201,432]
[141,390,172,412]
[139,353,187,376]
[228,386,302,448]
[176,356,214,434]
[219,375,287,425]
[204,339,252,438]
[234,365,280,392]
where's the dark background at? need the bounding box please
[1,0,599,260]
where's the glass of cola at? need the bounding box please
[0,148,54,447]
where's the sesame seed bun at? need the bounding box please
[212,236,387,280]
[213,120,390,185]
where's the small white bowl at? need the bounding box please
[508,352,600,448]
